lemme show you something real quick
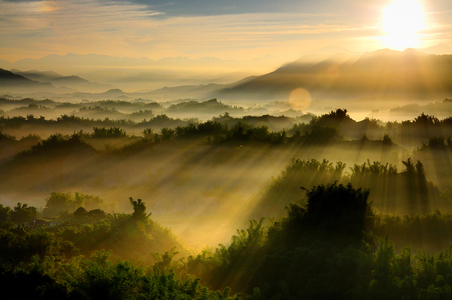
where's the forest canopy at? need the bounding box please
[2,102,452,299]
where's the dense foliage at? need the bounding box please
[253,157,445,220]
[43,192,115,218]
[2,183,452,299]
[3,105,452,299]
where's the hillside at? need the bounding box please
[215,49,452,101]
[0,69,69,93]
[11,69,115,93]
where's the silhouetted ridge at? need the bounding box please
[0,68,56,90]
[216,50,452,100]
[0,68,35,83]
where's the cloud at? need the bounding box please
[108,0,317,16]
[0,0,450,62]
[0,0,374,60]
[0,0,165,57]
[2,0,43,2]
[98,0,394,18]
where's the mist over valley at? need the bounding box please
[3,0,452,297]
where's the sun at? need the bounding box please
[382,0,425,49]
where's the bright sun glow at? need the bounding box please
[382,0,425,49]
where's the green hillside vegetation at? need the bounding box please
[2,107,452,298]
[252,157,444,219]
[0,196,187,268]
[2,109,452,217]
[42,192,116,218]
[3,184,452,299]
[2,106,452,150]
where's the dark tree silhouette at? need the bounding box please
[10,202,38,223]
[129,197,149,220]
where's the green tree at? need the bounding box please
[143,128,154,139]
[161,127,175,140]
[43,192,75,218]
[129,197,149,221]
[44,192,109,218]
[73,207,88,220]
[0,204,11,221]
[10,202,38,223]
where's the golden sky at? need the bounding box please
[0,0,451,62]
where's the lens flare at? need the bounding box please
[289,88,311,111]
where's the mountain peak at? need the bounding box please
[103,88,124,95]
[417,43,452,55]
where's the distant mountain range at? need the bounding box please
[2,44,449,74]
[213,48,452,101]
[417,43,452,55]
[1,47,452,102]
[0,53,280,76]
[0,53,280,93]
[11,69,115,93]
[0,69,67,93]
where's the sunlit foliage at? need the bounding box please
[43,192,113,218]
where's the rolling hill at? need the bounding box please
[11,69,115,93]
[0,69,58,93]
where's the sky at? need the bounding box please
[0,0,451,63]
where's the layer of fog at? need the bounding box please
[2,101,452,250]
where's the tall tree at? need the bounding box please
[10,202,38,223]
[129,197,149,221]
